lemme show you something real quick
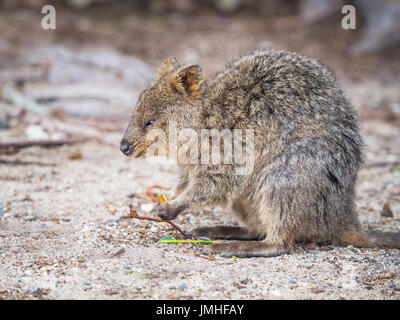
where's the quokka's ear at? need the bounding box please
[170,65,204,99]
[155,56,181,81]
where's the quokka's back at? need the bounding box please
[206,49,362,155]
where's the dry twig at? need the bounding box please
[129,208,190,239]
[0,138,86,152]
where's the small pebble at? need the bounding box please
[381,202,393,217]
[178,283,187,290]
[311,287,325,293]
[67,149,82,160]
[106,204,117,215]
[123,265,131,270]
[105,288,119,295]
[82,282,91,286]
[288,280,296,284]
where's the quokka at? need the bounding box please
[121,49,399,257]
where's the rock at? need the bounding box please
[105,204,117,215]
[25,124,49,140]
[67,149,82,160]
[381,202,393,217]
[32,288,50,297]
[27,45,153,89]
[123,265,131,270]
[105,288,119,295]
[23,45,154,120]
[83,232,92,239]
[22,195,33,202]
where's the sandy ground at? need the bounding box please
[1,119,400,300]
[0,5,400,300]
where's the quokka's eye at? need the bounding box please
[144,120,155,129]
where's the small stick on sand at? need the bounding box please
[0,138,87,152]
[129,207,190,239]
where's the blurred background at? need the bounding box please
[0,0,400,300]
[1,0,400,140]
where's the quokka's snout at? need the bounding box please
[120,139,133,156]
[120,139,145,158]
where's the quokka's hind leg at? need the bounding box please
[201,240,290,258]
[188,226,262,240]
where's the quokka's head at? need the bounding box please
[120,56,205,158]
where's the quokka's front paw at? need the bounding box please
[156,202,183,220]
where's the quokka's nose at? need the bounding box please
[120,140,133,156]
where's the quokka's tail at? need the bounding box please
[339,229,400,249]
[366,230,400,249]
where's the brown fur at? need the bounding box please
[121,49,400,257]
